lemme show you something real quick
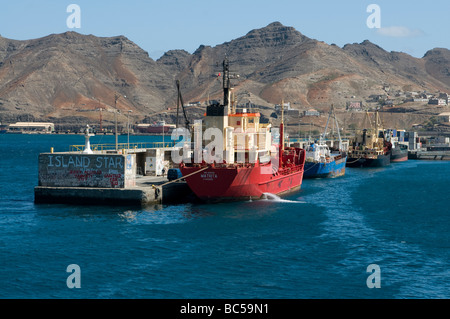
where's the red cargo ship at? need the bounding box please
[179,59,306,201]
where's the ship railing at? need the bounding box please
[278,165,303,176]
[69,141,176,153]
[349,149,383,158]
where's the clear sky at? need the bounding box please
[0,0,448,60]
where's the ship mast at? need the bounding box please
[176,80,190,133]
[279,100,285,168]
[375,110,379,131]
[322,104,342,150]
[222,57,230,113]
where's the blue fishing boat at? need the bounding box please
[303,105,347,179]
[303,142,347,178]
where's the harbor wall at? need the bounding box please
[34,186,156,206]
[38,153,136,188]
[408,150,450,160]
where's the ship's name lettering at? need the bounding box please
[201,172,218,180]
[48,155,124,169]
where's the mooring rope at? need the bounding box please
[157,165,210,188]
[303,161,320,172]
[345,156,362,164]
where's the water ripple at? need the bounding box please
[308,165,450,298]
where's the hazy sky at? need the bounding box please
[0,0,448,59]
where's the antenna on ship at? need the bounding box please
[221,56,239,113]
[279,99,285,168]
[222,56,230,111]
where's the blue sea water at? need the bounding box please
[0,133,449,299]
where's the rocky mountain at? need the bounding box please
[0,32,176,125]
[423,48,450,88]
[0,22,449,130]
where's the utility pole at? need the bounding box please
[99,108,103,132]
[93,97,103,133]
[114,94,119,151]
[127,110,132,151]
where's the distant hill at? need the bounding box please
[0,32,176,125]
[0,22,449,129]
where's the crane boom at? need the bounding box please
[176,80,190,133]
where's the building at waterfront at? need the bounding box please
[8,122,55,133]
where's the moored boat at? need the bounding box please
[385,129,408,162]
[346,111,392,168]
[179,58,306,202]
[346,149,390,167]
[303,105,347,178]
[136,121,175,134]
[304,142,347,178]
[390,142,408,162]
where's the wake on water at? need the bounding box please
[261,193,305,203]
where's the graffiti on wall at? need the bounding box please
[39,154,135,188]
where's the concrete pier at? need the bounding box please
[34,143,194,206]
[34,175,193,206]
[34,185,157,206]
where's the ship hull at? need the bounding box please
[390,143,408,162]
[391,154,408,162]
[304,155,347,178]
[146,126,173,134]
[180,164,304,201]
[346,153,390,168]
